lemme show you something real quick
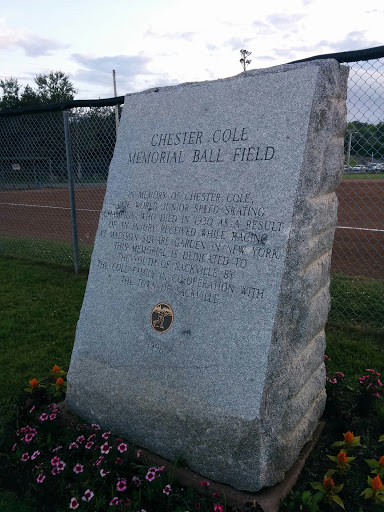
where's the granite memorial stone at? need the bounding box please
[66,59,348,491]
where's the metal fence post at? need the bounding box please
[63,110,80,273]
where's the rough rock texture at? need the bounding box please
[66,59,348,491]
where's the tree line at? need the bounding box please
[0,71,77,109]
[346,121,384,161]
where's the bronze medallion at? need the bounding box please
[151,303,174,333]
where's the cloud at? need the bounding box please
[144,29,196,42]
[71,53,177,97]
[0,21,67,56]
[224,37,255,52]
[265,13,304,30]
[72,53,152,77]
[319,31,382,53]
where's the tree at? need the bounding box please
[0,71,77,110]
[34,71,77,104]
[0,78,21,109]
[19,85,39,107]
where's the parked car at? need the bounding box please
[366,163,384,173]
[350,165,367,173]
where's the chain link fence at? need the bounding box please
[0,47,383,329]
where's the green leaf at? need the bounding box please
[327,455,338,462]
[325,469,336,478]
[346,457,356,463]
[311,482,324,491]
[331,495,345,509]
[313,492,323,504]
[332,441,344,447]
[361,488,374,498]
[334,484,344,493]
[379,435,384,443]
[365,459,380,468]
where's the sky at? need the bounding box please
[0,0,383,101]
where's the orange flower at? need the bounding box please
[323,476,335,492]
[56,377,64,386]
[52,365,60,373]
[344,431,354,444]
[371,475,383,491]
[337,451,348,465]
[379,456,384,467]
[30,378,38,389]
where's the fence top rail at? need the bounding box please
[0,96,125,117]
[289,45,384,64]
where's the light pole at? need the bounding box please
[112,70,119,135]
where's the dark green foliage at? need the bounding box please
[0,72,77,110]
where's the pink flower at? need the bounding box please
[324,355,330,362]
[24,433,35,443]
[36,473,45,483]
[31,450,40,460]
[101,442,111,454]
[118,443,128,453]
[76,435,85,444]
[21,453,29,462]
[200,480,210,487]
[73,464,84,474]
[329,378,337,384]
[132,476,141,487]
[70,497,79,509]
[29,405,36,413]
[335,372,345,380]
[12,443,17,451]
[115,457,123,465]
[95,455,104,466]
[378,379,383,387]
[102,431,111,439]
[100,468,109,477]
[82,489,94,502]
[57,460,66,471]
[51,456,60,466]
[163,484,172,495]
[51,467,60,476]
[49,413,57,421]
[69,442,79,450]
[91,423,100,430]
[116,479,127,492]
[136,449,142,457]
[88,433,96,441]
[85,441,94,449]
[109,497,119,505]
[39,413,48,422]
[214,505,224,512]
[145,470,155,482]
[52,445,62,452]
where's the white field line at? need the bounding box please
[336,226,384,233]
[0,202,383,232]
[0,202,99,212]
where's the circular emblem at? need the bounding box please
[151,303,174,333]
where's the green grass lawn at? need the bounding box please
[0,257,383,511]
[343,172,384,179]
